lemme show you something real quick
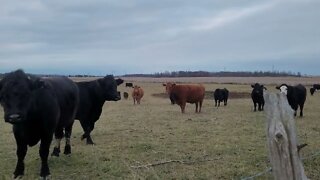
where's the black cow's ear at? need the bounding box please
[116,78,124,85]
[275,86,280,89]
[251,85,254,88]
[97,78,105,86]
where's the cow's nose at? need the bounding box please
[7,114,22,123]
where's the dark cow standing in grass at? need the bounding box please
[163,83,205,113]
[76,76,123,144]
[214,88,229,107]
[125,82,133,87]
[276,84,306,117]
[310,84,320,95]
[0,70,78,179]
[123,92,129,99]
[251,83,267,111]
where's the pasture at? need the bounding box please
[1,77,320,179]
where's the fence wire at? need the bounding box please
[240,149,320,180]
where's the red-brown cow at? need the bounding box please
[132,85,144,104]
[163,82,205,113]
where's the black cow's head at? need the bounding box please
[98,76,123,101]
[276,84,289,95]
[251,83,266,96]
[0,69,45,124]
[310,87,315,95]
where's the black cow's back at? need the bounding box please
[45,77,79,128]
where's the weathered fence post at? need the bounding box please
[264,93,308,180]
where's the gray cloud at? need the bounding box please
[0,0,319,75]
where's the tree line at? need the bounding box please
[0,70,303,78]
[123,70,303,77]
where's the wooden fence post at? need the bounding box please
[264,93,308,180]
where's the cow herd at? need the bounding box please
[0,69,317,178]
[0,70,123,178]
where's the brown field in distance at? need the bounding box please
[121,76,320,85]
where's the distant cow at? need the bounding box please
[76,76,123,144]
[0,70,79,178]
[276,84,306,117]
[123,92,129,99]
[251,83,267,111]
[214,88,229,107]
[310,84,320,95]
[126,82,133,87]
[132,85,144,104]
[163,83,205,113]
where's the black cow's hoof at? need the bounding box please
[13,162,24,179]
[40,165,50,179]
[51,147,60,157]
[40,175,51,180]
[13,175,23,180]
[86,137,95,145]
[64,144,71,155]
[81,134,87,140]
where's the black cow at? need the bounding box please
[125,82,133,87]
[251,83,267,111]
[310,84,320,95]
[123,92,129,99]
[75,76,123,144]
[276,84,306,117]
[0,70,79,178]
[214,88,229,107]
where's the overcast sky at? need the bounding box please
[0,0,319,75]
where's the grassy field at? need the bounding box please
[1,77,320,179]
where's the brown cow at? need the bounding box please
[163,82,205,113]
[132,85,144,104]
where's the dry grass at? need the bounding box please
[0,77,320,179]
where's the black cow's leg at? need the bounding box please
[85,109,102,145]
[85,121,95,145]
[79,119,89,140]
[79,118,92,144]
[299,104,304,117]
[253,103,257,111]
[39,137,52,178]
[13,141,27,178]
[215,100,217,107]
[51,128,64,157]
[64,123,74,155]
[258,103,262,111]
[293,105,298,116]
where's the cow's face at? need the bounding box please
[276,84,288,95]
[251,83,264,95]
[98,76,122,101]
[0,70,41,124]
[132,85,140,93]
[163,82,175,94]
[310,88,315,95]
